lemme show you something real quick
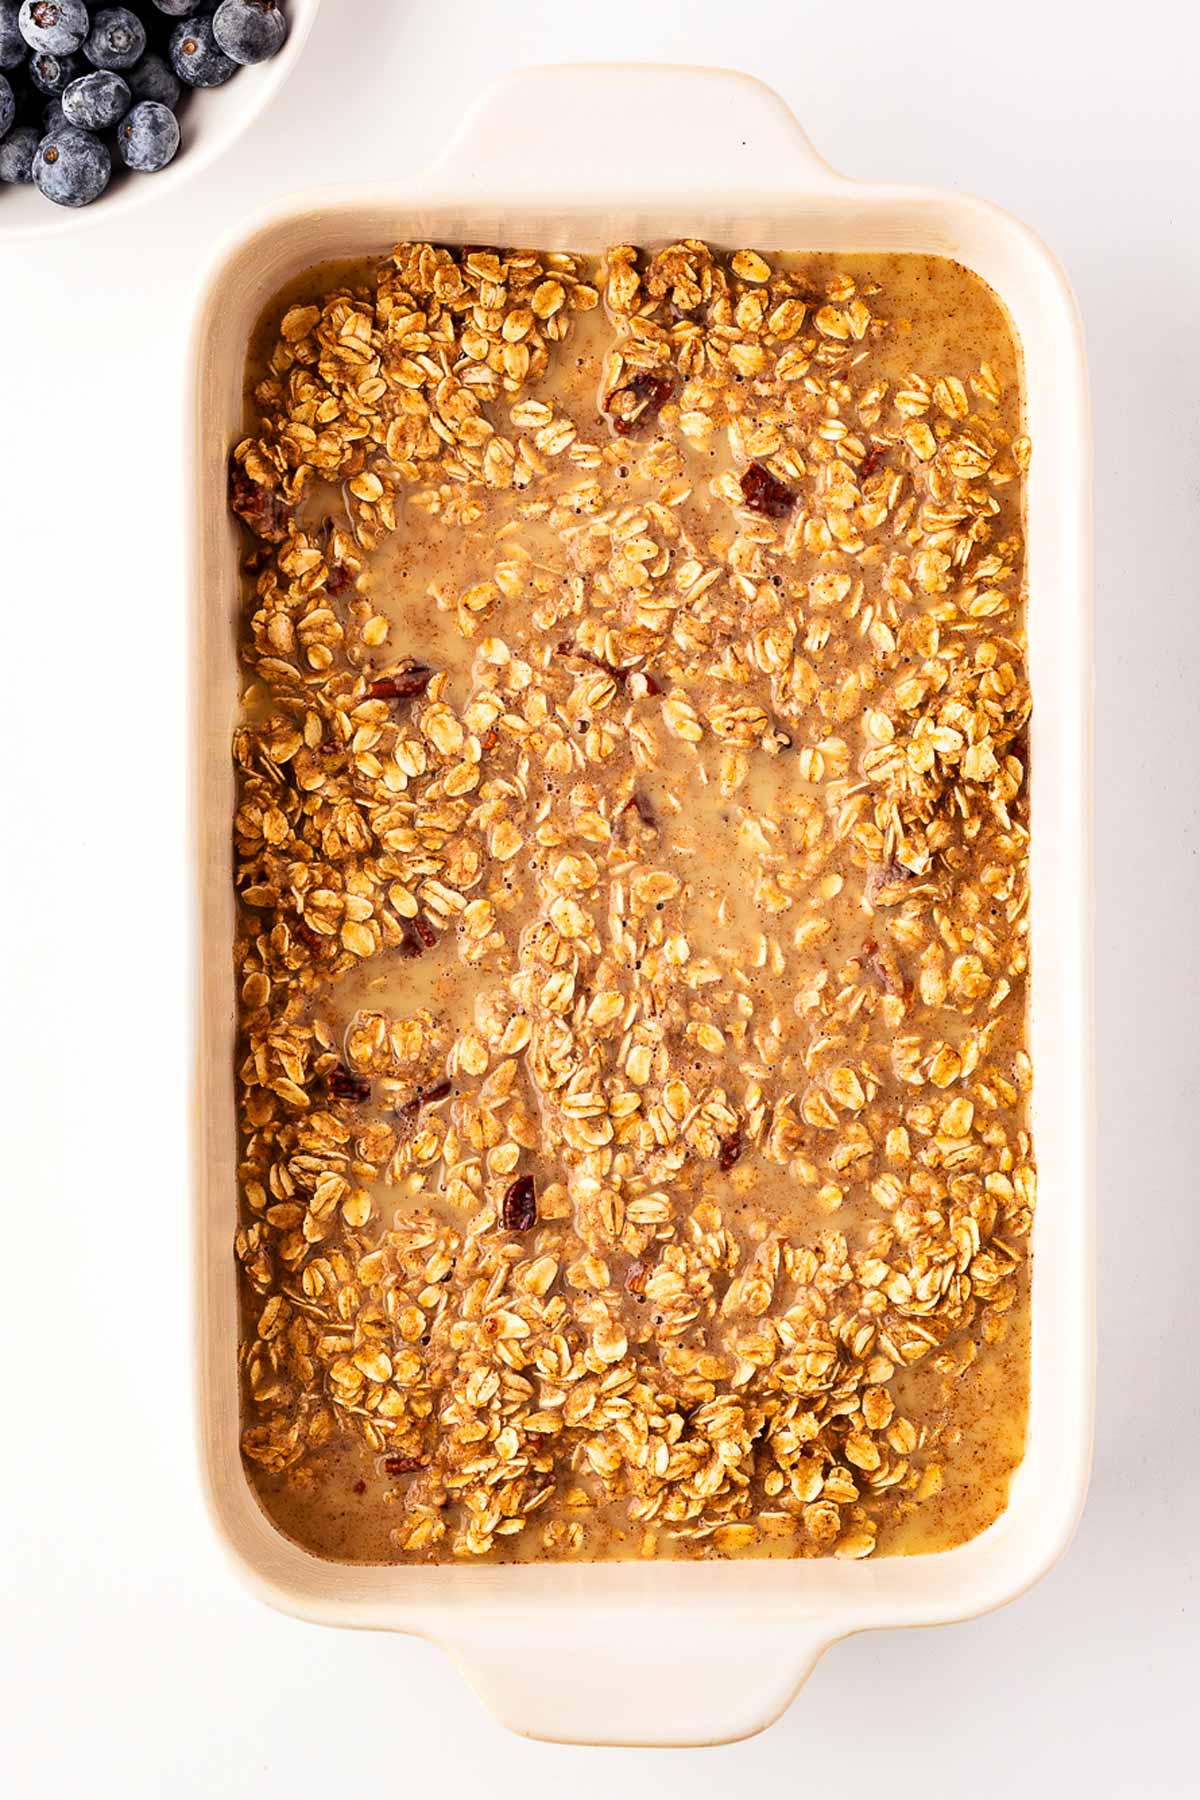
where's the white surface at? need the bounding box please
[189,62,1092,1751]
[1,0,1196,1789]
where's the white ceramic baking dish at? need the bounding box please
[188,63,1094,1748]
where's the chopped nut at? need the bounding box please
[501,1175,537,1231]
[368,664,434,702]
[326,1066,371,1104]
[740,460,796,519]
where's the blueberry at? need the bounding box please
[117,94,178,169]
[84,6,146,70]
[212,0,286,65]
[63,65,132,126]
[152,0,213,13]
[169,14,234,85]
[42,92,64,126]
[0,1,27,68]
[17,0,88,56]
[33,122,110,204]
[9,65,39,116]
[27,46,79,92]
[0,118,38,178]
[127,51,179,107]
[6,67,34,118]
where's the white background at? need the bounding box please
[3,0,1198,1792]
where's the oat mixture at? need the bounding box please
[230,241,1034,1564]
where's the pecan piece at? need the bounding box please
[327,1065,371,1104]
[228,458,291,543]
[606,370,674,436]
[740,461,796,520]
[859,444,887,480]
[396,914,437,959]
[622,791,657,831]
[383,1454,424,1477]
[501,1175,537,1231]
[292,918,325,956]
[398,1077,452,1122]
[368,664,433,703]
[718,1130,743,1173]
[867,856,919,906]
[326,561,354,597]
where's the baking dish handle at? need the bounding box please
[440,1615,834,1747]
[420,63,848,201]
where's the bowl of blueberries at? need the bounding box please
[0,0,319,232]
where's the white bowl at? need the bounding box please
[0,0,320,239]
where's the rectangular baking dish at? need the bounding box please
[188,63,1094,1748]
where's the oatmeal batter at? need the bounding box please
[230,242,1034,1563]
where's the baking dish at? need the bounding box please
[188,63,1094,1747]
